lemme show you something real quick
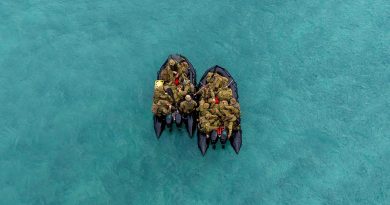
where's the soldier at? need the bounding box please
[177,61,189,81]
[198,85,215,103]
[218,100,237,139]
[153,85,173,104]
[206,73,226,91]
[206,72,214,83]
[179,95,197,115]
[197,99,205,110]
[230,98,240,118]
[160,59,176,82]
[183,79,195,95]
[153,85,164,103]
[206,72,221,82]
[198,113,218,134]
[199,121,219,137]
[198,103,211,116]
[205,113,219,126]
[175,84,187,101]
[217,87,233,101]
[212,75,225,90]
[197,101,207,115]
[152,100,172,117]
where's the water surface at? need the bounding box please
[0,0,389,204]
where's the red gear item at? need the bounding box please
[217,127,224,135]
[174,77,179,86]
[215,96,219,104]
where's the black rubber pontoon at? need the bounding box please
[153,54,197,138]
[196,65,242,154]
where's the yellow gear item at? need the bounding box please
[154,80,164,89]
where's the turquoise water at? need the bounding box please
[1,0,389,204]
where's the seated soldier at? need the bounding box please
[198,85,215,102]
[209,102,219,115]
[160,59,176,82]
[197,99,205,110]
[199,113,220,140]
[179,95,197,115]
[218,100,237,139]
[206,72,226,91]
[206,72,221,82]
[183,79,195,95]
[198,103,218,121]
[152,100,172,117]
[230,98,240,118]
[207,97,217,105]
[217,87,233,101]
[205,72,214,83]
[175,84,187,101]
[213,75,225,90]
[197,102,209,115]
[153,85,172,104]
[205,113,219,125]
[221,77,229,88]
[177,61,189,81]
[199,121,219,138]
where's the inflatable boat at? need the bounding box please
[153,54,197,138]
[196,65,242,155]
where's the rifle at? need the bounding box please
[195,83,209,95]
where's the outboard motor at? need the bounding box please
[166,114,173,131]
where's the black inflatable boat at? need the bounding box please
[196,65,242,155]
[153,54,197,138]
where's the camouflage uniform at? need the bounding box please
[177,61,189,81]
[174,84,187,101]
[199,86,215,103]
[206,73,226,91]
[180,95,197,114]
[206,72,221,83]
[217,87,233,101]
[218,100,237,138]
[197,103,220,127]
[197,102,208,115]
[199,122,218,134]
[230,98,240,118]
[152,100,172,117]
[183,79,195,95]
[212,75,225,90]
[160,59,176,83]
[153,86,172,104]
[198,99,205,109]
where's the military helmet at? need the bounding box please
[168,59,176,66]
[185,95,192,101]
[180,61,188,69]
[203,103,210,109]
[230,98,237,104]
